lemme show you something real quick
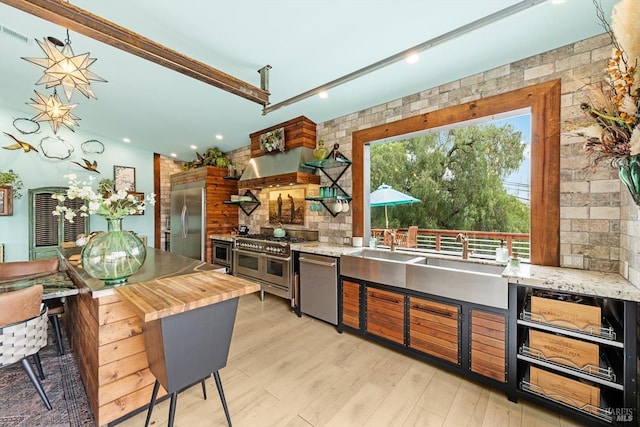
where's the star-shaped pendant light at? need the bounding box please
[22,34,106,101]
[28,89,80,134]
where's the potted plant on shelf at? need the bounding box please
[0,169,24,199]
[181,146,231,171]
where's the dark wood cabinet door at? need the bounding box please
[408,296,460,365]
[366,287,404,344]
[342,280,361,329]
[470,309,506,382]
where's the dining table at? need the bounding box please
[0,270,78,300]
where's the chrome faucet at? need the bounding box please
[384,229,399,252]
[456,233,472,260]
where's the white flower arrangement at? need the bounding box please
[259,127,285,153]
[52,174,155,222]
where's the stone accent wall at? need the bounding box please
[227,33,639,286]
[159,156,183,250]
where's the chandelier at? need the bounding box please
[23,32,107,101]
[28,89,80,134]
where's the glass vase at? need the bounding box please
[81,218,146,286]
[617,155,640,206]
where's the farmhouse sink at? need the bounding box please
[423,258,505,275]
[406,261,508,309]
[341,249,426,288]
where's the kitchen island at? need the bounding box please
[60,247,257,426]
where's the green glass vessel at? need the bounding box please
[81,218,146,286]
[617,155,640,206]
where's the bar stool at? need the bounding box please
[144,373,230,427]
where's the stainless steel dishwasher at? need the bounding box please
[299,254,338,325]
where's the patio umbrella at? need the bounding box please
[370,184,421,228]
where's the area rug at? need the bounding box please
[0,324,95,427]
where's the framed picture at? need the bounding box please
[114,165,136,192]
[0,186,13,216]
[268,188,305,225]
[129,192,145,215]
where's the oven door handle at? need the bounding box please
[233,248,260,257]
[299,257,336,267]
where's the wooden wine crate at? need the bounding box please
[530,296,601,331]
[529,329,599,369]
[529,366,600,415]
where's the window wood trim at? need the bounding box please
[351,80,560,266]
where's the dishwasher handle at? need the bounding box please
[299,256,336,267]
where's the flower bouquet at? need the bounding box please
[569,0,640,203]
[53,174,156,286]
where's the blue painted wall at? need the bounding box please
[0,105,155,261]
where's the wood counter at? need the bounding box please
[61,248,258,426]
[115,271,259,322]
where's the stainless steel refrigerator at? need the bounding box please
[170,181,205,260]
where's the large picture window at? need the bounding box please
[352,80,560,266]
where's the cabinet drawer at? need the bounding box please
[367,288,404,344]
[470,310,506,382]
[529,330,599,370]
[530,295,601,332]
[408,297,459,364]
[529,366,600,415]
[342,280,360,329]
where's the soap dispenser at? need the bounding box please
[496,239,508,265]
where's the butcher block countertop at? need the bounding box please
[115,270,260,322]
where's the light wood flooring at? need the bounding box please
[118,294,585,427]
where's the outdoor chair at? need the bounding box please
[405,226,418,248]
[0,285,52,410]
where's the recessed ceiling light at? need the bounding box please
[406,53,420,64]
[215,134,223,140]
[123,137,130,143]
[190,145,197,150]
[550,0,566,4]
[318,91,328,99]
[170,153,177,157]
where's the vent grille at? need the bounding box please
[1,24,30,44]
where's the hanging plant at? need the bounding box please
[0,169,24,199]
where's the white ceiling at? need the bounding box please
[0,0,614,161]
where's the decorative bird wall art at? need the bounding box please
[71,158,100,173]
[2,132,39,153]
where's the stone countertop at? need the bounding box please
[61,247,218,298]
[209,234,235,242]
[294,243,640,302]
[503,263,640,302]
[291,242,363,257]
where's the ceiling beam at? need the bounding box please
[1,0,270,106]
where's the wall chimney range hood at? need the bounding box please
[241,116,321,188]
[238,146,320,188]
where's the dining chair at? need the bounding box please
[0,285,52,410]
[0,258,66,355]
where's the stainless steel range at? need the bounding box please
[233,229,318,304]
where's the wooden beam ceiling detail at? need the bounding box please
[2,0,270,106]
